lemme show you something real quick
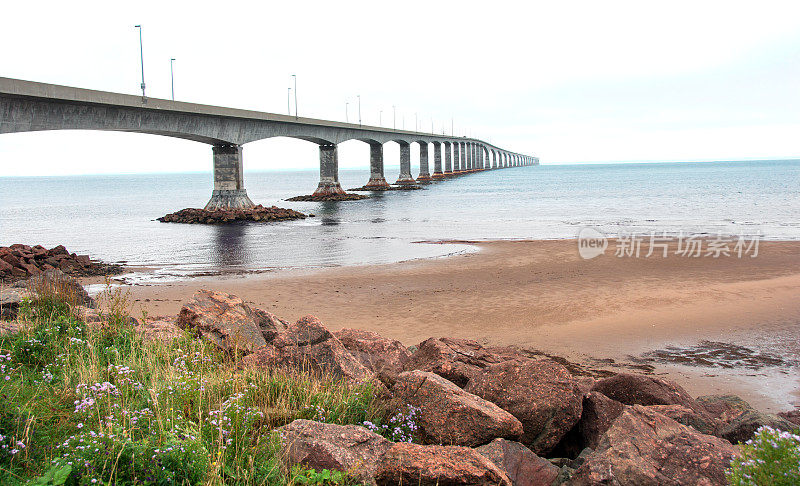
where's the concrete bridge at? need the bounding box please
[0,77,538,209]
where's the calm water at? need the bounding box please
[1,160,799,280]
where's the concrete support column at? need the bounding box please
[417,143,431,182]
[432,142,444,178]
[205,144,255,210]
[395,141,416,185]
[462,142,468,171]
[466,143,473,171]
[444,142,452,173]
[365,142,389,188]
[312,143,346,196]
[492,151,497,169]
[480,146,485,169]
[453,142,461,172]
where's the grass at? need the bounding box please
[0,281,402,485]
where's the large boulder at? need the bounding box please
[591,373,699,410]
[696,394,754,423]
[552,391,625,458]
[375,443,511,486]
[778,409,800,426]
[404,337,516,387]
[0,288,35,320]
[277,419,391,484]
[243,315,377,385]
[718,409,796,444]
[475,438,559,486]
[14,268,95,308]
[176,289,284,354]
[392,370,523,447]
[334,328,411,385]
[570,405,739,486]
[646,404,720,436]
[465,359,583,455]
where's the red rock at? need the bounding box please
[243,315,377,385]
[404,337,515,387]
[570,405,739,486]
[278,419,391,484]
[591,373,699,410]
[334,328,411,385]
[0,258,13,274]
[552,391,625,458]
[392,370,523,447]
[718,409,796,444]
[75,255,92,266]
[48,245,69,256]
[176,289,276,354]
[475,438,559,486]
[696,394,753,423]
[465,359,583,455]
[646,404,720,436]
[778,409,800,426]
[1,253,22,269]
[375,443,511,486]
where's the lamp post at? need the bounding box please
[393,105,396,129]
[451,118,454,136]
[169,58,175,101]
[415,113,418,132]
[134,25,146,103]
[288,88,292,115]
[345,102,349,123]
[379,110,382,126]
[357,95,361,127]
[291,74,297,120]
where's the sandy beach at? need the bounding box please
[111,239,800,413]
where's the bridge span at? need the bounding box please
[0,77,538,209]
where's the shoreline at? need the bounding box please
[89,238,800,413]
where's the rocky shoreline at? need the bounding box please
[348,185,424,191]
[3,278,798,484]
[113,289,800,484]
[157,205,308,224]
[0,244,122,283]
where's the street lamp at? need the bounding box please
[291,74,297,120]
[169,58,175,101]
[379,110,382,126]
[393,105,396,129]
[357,95,361,127]
[134,25,146,103]
[345,102,349,123]
[415,113,418,132]
[288,88,292,115]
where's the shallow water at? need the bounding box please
[1,160,798,280]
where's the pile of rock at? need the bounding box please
[286,193,369,202]
[0,244,122,282]
[169,289,799,485]
[157,205,307,224]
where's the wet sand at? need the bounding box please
[107,239,800,413]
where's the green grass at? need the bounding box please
[0,284,404,485]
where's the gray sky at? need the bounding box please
[2,0,799,176]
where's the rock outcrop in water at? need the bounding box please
[286,193,369,201]
[157,205,307,224]
[0,244,122,283]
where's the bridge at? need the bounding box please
[0,77,538,209]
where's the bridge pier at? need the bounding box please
[204,144,255,210]
[432,142,444,178]
[443,142,452,174]
[417,143,431,182]
[312,144,346,196]
[395,142,416,185]
[364,142,390,188]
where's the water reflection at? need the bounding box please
[210,223,251,270]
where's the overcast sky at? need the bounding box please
[2,0,799,176]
